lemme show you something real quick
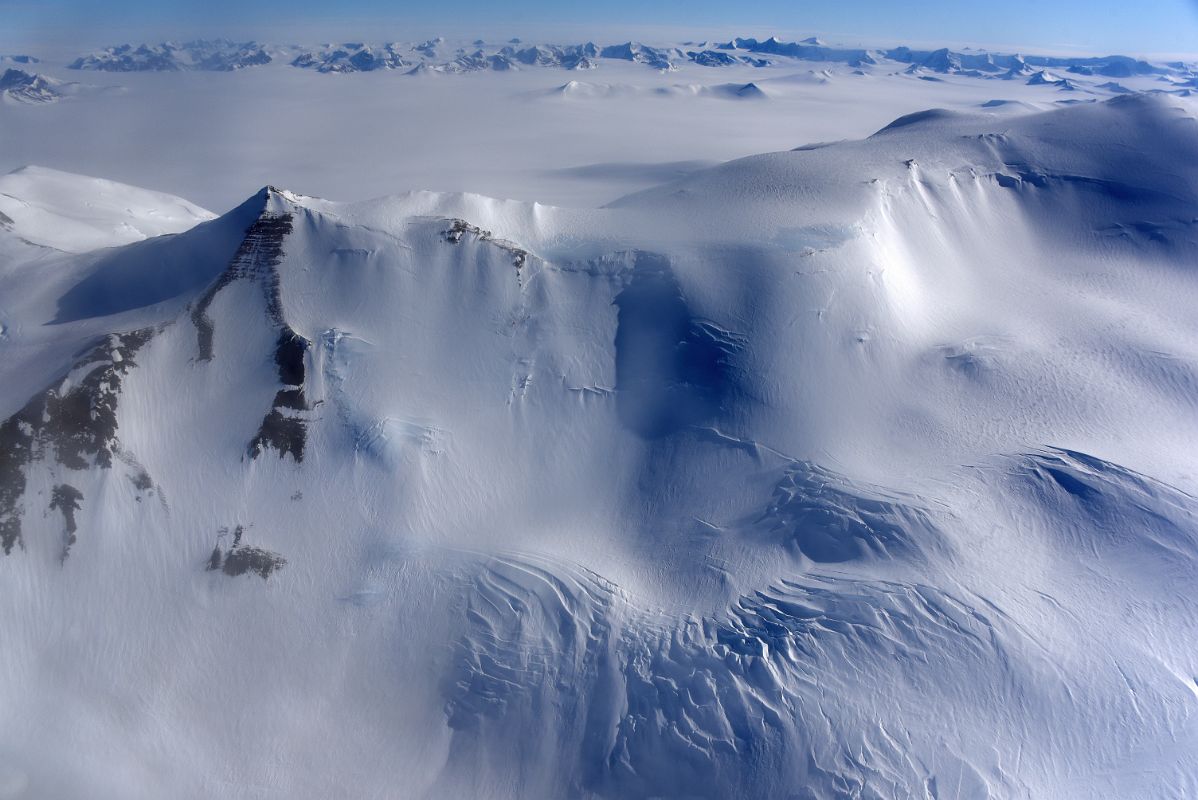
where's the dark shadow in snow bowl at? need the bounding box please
[613,251,740,439]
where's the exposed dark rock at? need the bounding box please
[249,328,310,463]
[274,328,307,387]
[0,399,40,554]
[272,388,306,410]
[205,525,286,580]
[249,410,307,462]
[49,483,83,561]
[186,207,310,463]
[222,546,286,579]
[0,328,153,555]
[443,218,529,271]
[191,210,294,361]
[757,463,946,563]
[130,470,153,491]
[43,329,154,470]
[186,207,310,462]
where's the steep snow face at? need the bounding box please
[2,95,1198,798]
[0,166,214,252]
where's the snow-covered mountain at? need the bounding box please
[69,40,274,72]
[0,69,65,104]
[506,43,600,70]
[2,94,1198,798]
[290,42,414,73]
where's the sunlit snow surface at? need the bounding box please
[1,50,1198,800]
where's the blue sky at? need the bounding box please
[5,0,1198,55]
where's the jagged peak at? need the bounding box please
[262,184,305,204]
[231,185,313,219]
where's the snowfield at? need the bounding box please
[1,81,1198,800]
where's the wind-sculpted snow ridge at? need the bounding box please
[1006,449,1198,564]
[756,462,948,563]
[2,95,1198,797]
[438,449,1198,798]
[441,551,1036,798]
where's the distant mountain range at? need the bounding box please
[61,35,1198,81]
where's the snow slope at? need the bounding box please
[1,94,1198,798]
[0,166,214,252]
